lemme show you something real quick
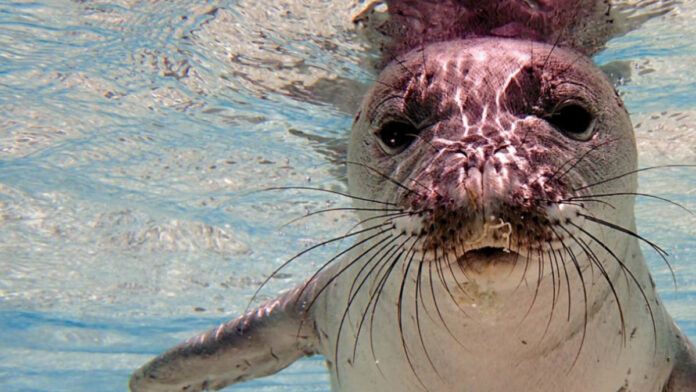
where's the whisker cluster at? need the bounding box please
[252,157,693,385]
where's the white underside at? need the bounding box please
[311,235,678,392]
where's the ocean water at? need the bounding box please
[0,1,694,391]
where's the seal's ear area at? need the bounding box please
[664,325,696,392]
[129,286,319,392]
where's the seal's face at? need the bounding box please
[349,38,637,280]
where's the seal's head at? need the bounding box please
[348,38,637,281]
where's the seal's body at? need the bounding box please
[129,2,696,392]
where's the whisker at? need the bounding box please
[366,246,415,379]
[571,193,694,216]
[400,249,440,387]
[394,55,417,78]
[578,212,676,287]
[334,237,401,362]
[539,248,559,341]
[344,211,411,236]
[550,225,589,371]
[570,222,658,350]
[514,231,534,293]
[246,222,392,312]
[367,236,421,365]
[443,250,475,305]
[351,247,406,381]
[566,227,628,345]
[300,229,394,315]
[429,249,466,346]
[453,245,475,284]
[506,234,524,279]
[296,231,396,355]
[550,244,573,322]
[415,249,432,323]
[344,160,421,196]
[573,164,696,192]
[536,198,593,209]
[348,235,404,299]
[373,79,397,90]
[521,242,545,323]
[351,236,408,364]
[407,131,439,153]
[546,3,593,80]
[313,233,393,376]
[556,198,616,210]
[261,186,397,207]
[549,138,619,183]
[280,206,405,228]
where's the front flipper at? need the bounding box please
[129,285,320,392]
[664,324,696,392]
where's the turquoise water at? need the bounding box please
[0,1,694,391]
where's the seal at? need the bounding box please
[129,2,696,392]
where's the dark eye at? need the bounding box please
[546,103,596,141]
[376,121,419,153]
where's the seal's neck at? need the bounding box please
[327,236,674,391]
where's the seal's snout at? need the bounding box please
[394,129,578,261]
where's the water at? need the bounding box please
[0,1,694,391]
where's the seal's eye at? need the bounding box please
[547,103,596,141]
[376,121,419,153]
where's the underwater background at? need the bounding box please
[0,1,694,391]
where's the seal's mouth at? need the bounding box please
[458,246,519,264]
[469,246,506,257]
